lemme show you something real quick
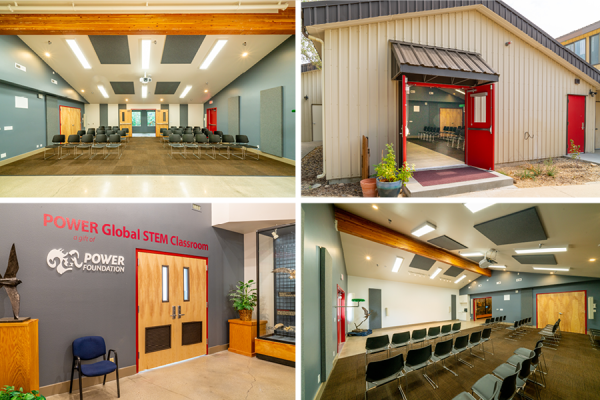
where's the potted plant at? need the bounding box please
[373,144,415,197]
[0,386,45,400]
[229,280,257,322]
[360,177,377,197]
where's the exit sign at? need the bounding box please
[459,104,465,108]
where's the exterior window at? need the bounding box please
[183,267,190,301]
[591,34,599,65]
[569,38,586,60]
[162,266,169,302]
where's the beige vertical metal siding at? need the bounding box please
[301,69,323,142]
[320,9,598,181]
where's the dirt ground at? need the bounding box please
[301,146,363,197]
[496,156,600,188]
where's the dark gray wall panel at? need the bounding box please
[409,254,435,271]
[260,86,283,157]
[100,104,108,126]
[89,36,131,64]
[0,203,243,387]
[444,266,463,278]
[428,235,467,250]
[227,96,240,137]
[110,82,135,95]
[161,35,205,64]
[474,207,547,246]
[512,254,557,265]
[451,294,456,320]
[45,95,58,144]
[369,288,382,329]
[180,104,188,127]
[520,288,533,321]
[319,247,333,382]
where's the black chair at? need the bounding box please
[162,129,172,148]
[404,344,437,390]
[169,134,185,159]
[514,339,548,376]
[451,334,472,368]
[69,336,119,400]
[75,134,94,159]
[390,332,410,356]
[214,130,224,138]
[469,371,518,400]
[91,134,107,159]
[209,134,228,159]
[425,326,441,345]
[195,133,213,159]
[86,128,96,136]
[235,134,260,160]
[409,328,427,349]
[183,133,199,159]
[440,324,452,339]
[77,129,86,137]
[61,134,81,159]
[431,338,457,378]
[480,327,494,355]
[105,135,122,159]
[451,322,461,336]
[118,129,128,146]
[44,134,65,160]
[365,335,390,365]
[467,330,484,361]
[365,353,406,400]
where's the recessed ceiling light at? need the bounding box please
[141,39,151,69]
[430,267,442,279]
[392,257,404,273]
[372,205,378,210]
[411,222,436,237]
[66,39,91,69]
[204,89,208,93]
[455,274,467,284]
[97,85,109,98]
[590,258,597,262]
[44,52,50,57]
[125,98,128,102]
[515,247,568,254]
[81,89,85,93]
[160,98,164,102]
[180,85,192,98]
[200,39,228,70]
[533,267,570,271]
[242,52,248,57]
[460,252,484,257]
[366,256,371,260]
[141,85,148,99]
[488,265,506,269]
[464,202,495,213]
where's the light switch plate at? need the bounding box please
[4,126,13,130]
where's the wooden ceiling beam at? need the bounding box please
[0,9,295,35]
[334,207,492,277]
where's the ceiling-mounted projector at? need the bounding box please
[140,76,152,84]
[479,249,498,269]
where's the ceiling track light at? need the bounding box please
[460,252,484,257]
[488,265,506,269]
[392,257,403,273]
[411,221,436,237]
[66,39,91,69]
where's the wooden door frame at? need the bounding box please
[472,296,492,321]
[59,105,81,136]
[535,290,587,332]
[336,285,346,353]
[566,94,587,153]
[135,249,209,373]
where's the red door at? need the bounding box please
[337,285,346,353]
[567,95,585,153]
[465,84,495,170]
[206,107,217,132]
[400,75,408,165]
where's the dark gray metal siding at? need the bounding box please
[302,0,600,84]
[301,63,320,73]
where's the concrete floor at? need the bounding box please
[580,149,600,164]
[446,181,600,197]
[48,351,294,400]
[406,141,464,169]
[302,141,322,158]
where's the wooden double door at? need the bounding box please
[137,250,207,372]
[60,106,81,138]
[536,291,586,334]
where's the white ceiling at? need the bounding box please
[19,34,290,104]
[336,203,600,289]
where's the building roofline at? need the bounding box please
[556,19,600,43]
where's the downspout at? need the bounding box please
[309,34,326,180]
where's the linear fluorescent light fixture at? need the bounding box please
[141,85,148,99]
[180,85,192,99]
[66,39,91,69]
[392,257,403,273]
[461,252,484,257]
[141,39,151,69]
[488,265,506,269]
[411,222,436,237]
[455,274,467,284]
[456,89,465,94]
[464,202,495,213]
[515,247,568,254]
[97,85,109,99]
[533,267,570,271]
[430,267,442,279]
[200,39,228,70]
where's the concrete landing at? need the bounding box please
[404,165,515,197]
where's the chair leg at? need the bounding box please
[69,359,75,393]
[103,374,107,385]
[78,371,83,400]
[116,367,120,398]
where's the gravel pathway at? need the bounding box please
[301,146,363,197]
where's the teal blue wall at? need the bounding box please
[208,36,295,160]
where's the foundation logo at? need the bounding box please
[46,249,125,275]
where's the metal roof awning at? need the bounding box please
[391,40,499,86]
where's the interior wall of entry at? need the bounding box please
[0,203,243,388]
[82,103,204,130]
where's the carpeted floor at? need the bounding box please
[408,138,465,162]
[0,137,295,177]
[321,324,600,400]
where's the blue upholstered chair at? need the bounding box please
[69,336,120,400]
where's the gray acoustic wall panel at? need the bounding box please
[260,86,283,157]
[319,247,333,382]
[512,254,558,265]
[409,254,436,271]
[428,235,467,250]
[161,35,205,64]
[451,294,456,320]
[155,82,180,95]
[474,207,547,246]
[369,288,382,329]
[180,104,188,127]
[227,96,240,137]
[520,288,533,321]
[161,103,169,110]
[444,266,463,277]
[45,95,59,143]
[118,104,127,110]
[110,82,135,95]
[89,35,131,64]
[99,103,108,126]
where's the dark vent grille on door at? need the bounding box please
[182,321,202,346]
[145,325,171,353]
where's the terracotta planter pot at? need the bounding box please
[360,178,378,197]
[376,177,402,197]
[238,309,252,321]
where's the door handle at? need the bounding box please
[582,122,585,130]
[170,306,176,319]
[178,305,185,319]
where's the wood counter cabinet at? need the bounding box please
[0,319,39,393]
[228,319,266,357]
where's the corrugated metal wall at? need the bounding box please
[301,69,323,142]
[320,9,597,181]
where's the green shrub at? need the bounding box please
[0,386,45,400]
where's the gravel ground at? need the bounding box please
[496,157,600,188]
[301,146,363,197]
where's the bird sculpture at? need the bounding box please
[0,244,25,321]
[272,267,296,280]
[352,307,371,333]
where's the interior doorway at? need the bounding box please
[336,285,345,354]
[473,297,492,320]
[136,249,208,372]
[132,109,156,136]
[59,105,81,138]
[207,107,217,132]
[536,290,586,334]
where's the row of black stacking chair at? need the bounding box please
[162,129,259,160]
[505,317,532,341]
[44,134,123,160]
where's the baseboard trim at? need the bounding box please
[246,148,295,166]
[0,148,45,167]
[208,343,229,354]
[39,365,136,397]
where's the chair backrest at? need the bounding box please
[427,326,440,336]
[441,324,451,334]
[411,328,426,341]
[236,135,249,144]
[163,129,172,137]
[503,316,506,321]
[77,130,86,136]
[209,134,221,144]
[481,327,492,340]
[222,134,235,143]
[485,318,490,324]
[98,126,105,129]
[169,134,182,143]
[73,336,106,360]
[391,331,410,346]
[499,371,518,400]
[214,130,224,137]
[183,133,195,143]
[87,128,95,135]
[81,134,93,143]
[109,134,121,143]
[365,353,404,383]
[452,322,461,331]
[195,133,208,143]
[106,129,114,136]
[454,334,469,350]
[52,135,65,143]
[519,357,532,379]
[434,338,453,357]
[96,134,107,143]
[534,339,544,349]
[365,335,390,351]
[68,134,80,143]
[119,130,127,136]
[406,345,432,366]
[469,330,482,344]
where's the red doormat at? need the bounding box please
[413,167,496,187]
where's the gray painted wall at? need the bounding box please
[0,203,243,387]
[45,95,59,143]
[208,36,295,160]
[180,104,188,127]
[301,204,348,400]
[100,104,108,126]
[408,101,463,134]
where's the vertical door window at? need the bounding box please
[147,111,156,126]
[474,95,487,123]
[162,265,169,302]
[132,111,141,127]
[183,267,190,301]
[591,34,599,65]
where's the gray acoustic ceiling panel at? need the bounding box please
[409,255,436,271]
[89,35,131,64]
[444,266,464,277]
[428,235,467,250]
[228,96,240,137]
[161,35,205,64]
[474,207,547,246]
[512,255,558,265]
[260,86,283,157]
[110,82,135,95]
[155,82,180,95]
[467,256,483,263]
